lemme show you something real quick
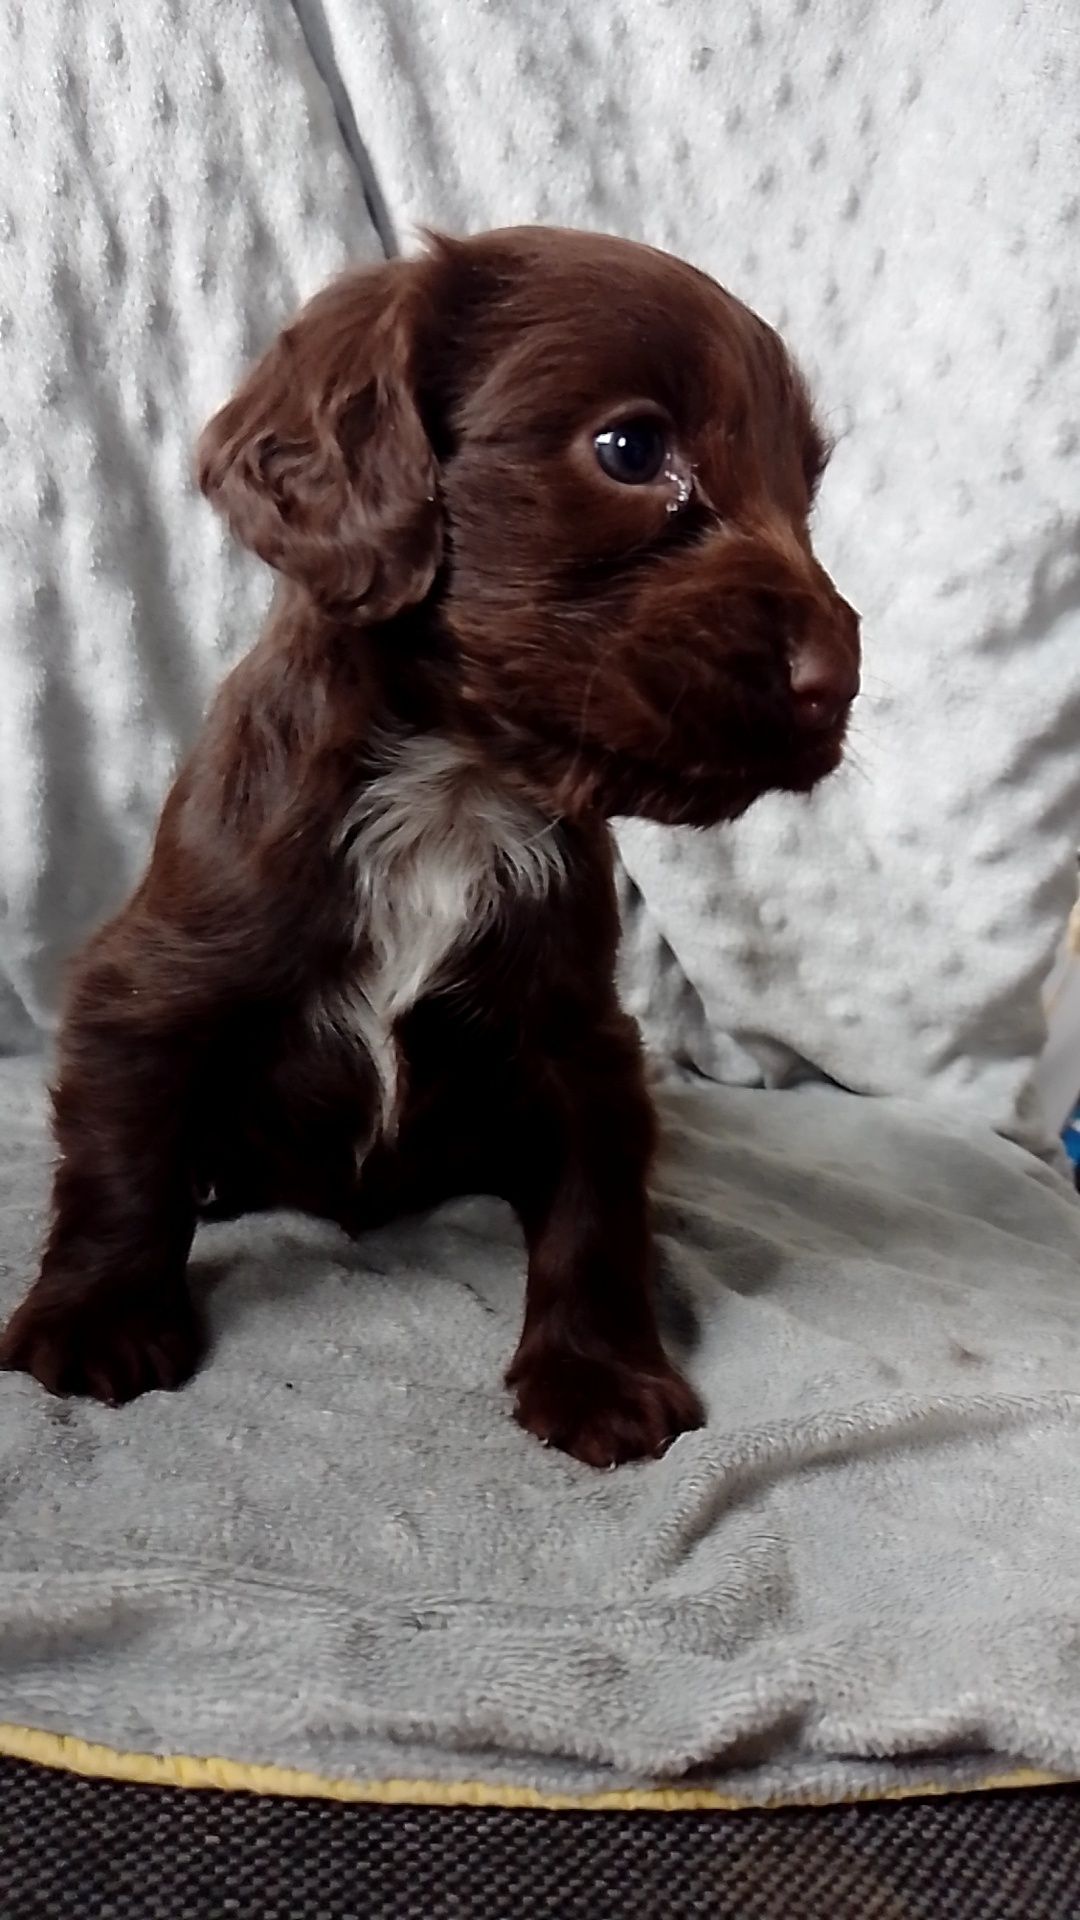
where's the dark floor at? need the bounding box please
[2,1757,1078,1919]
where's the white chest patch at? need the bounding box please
[314,733,564,1142]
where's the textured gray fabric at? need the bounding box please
[2,1056,1080,1803]
[3,2,1079,1149]
[296,0,1080,1152]
[0,0,380,1039]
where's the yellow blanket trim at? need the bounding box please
[0,1722,1068,1812]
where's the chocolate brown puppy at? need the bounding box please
[1,228,860,1465]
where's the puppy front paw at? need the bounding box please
[508,1345,704,1468]
[0,1287,203,1404]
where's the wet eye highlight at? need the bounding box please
[593,417,668,485]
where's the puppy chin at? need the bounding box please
[506,710,849,829]
[770,726,848,795]
[628,728,848,828]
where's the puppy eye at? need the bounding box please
[593,418,668,485]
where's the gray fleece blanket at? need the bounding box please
[2,1053,1080,1806]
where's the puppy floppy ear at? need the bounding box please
[197,260,441,621]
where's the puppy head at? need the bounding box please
[199,227,860,827]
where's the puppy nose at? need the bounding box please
[787,633,860,731]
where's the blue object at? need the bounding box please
[1063,1101,1080,1169]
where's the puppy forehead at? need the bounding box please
[443,229,783,434]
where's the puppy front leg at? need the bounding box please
[0,932,210,1403]
[505,1022,704,1467]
